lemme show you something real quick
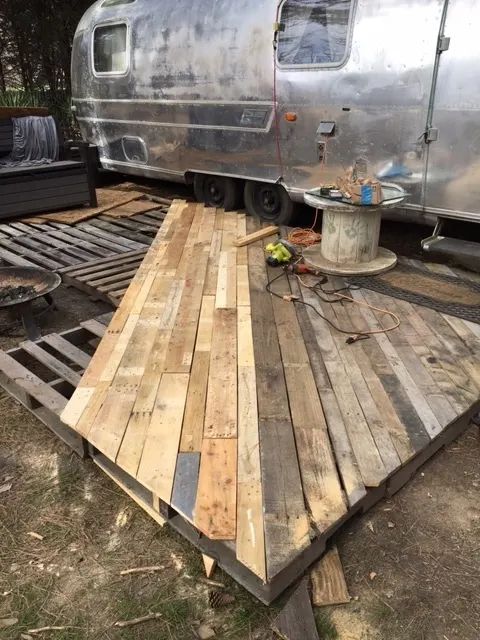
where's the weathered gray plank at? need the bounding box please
[171,452,200,522]
[271,577,319,640]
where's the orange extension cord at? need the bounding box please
[295,274,400,339]
[287,209,322,247]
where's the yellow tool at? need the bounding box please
[265,240,296,266]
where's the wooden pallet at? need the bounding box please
[0,210,165,271]
[56,201,480,602]
[60,250,148,307]
[0,314,112,457]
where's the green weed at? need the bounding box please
[314,609,339,640]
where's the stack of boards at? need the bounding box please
[61,200,480,597]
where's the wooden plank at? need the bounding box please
[236,305,267,581]
[177,350,210,448]
[42,334,91,370]
[237,264,250,306]
[19,342,81,387]
[88,218,153,244]
[60,250,147,276]
[0,351,67,414]
[194,438,237,540]
[116,278,185,476]
[204,309,237,438]
[164,208,215,373]
[171,452,201,522]
[59,204,187,431]
[77,222,146,250]
[236,214,248,266]
[234,225,279,247]
[77,274,159,399]
[248,228,310,580]
[48,226,133,254]
[326,296,402,474]
[0,239,63,270]
[99,214,159,235]
[80,319,108,338]
[271,577,320,640]
[0,224,24,237]
[0,248,37,268]
[311,546,351,607]
[215,250,237,309]
[300,285,387,487]
[288,278,366,507]
[179,296,215,452]
[11,234,80,267]
[136,373,190,502]
[328,287,429,456]
[351,289,443,439]
[90,268,139,288]
[26,231,102,264]
[45,229,117,257]
[269,270,347,530]
[204,215,223,296]
[357,288,458,429]
[86,273,177,458]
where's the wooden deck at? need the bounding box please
[50,200,480,600]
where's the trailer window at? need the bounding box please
[93,23,128,74]
[278,0,353,67]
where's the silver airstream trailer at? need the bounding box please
[72,0,480,225]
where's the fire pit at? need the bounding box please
[0,267,61,340]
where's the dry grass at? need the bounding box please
[0,391,275,640]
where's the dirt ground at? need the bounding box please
[0,187,479,639]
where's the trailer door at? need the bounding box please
[424,0,480,221]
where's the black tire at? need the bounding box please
[193,174,243,211]
[244,181,295,225]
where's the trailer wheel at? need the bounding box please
[244,181,295,225]
[193,174,243,211]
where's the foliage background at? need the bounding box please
[0,1,95,133]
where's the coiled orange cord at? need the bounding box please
[287,209,322,247]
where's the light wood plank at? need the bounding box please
[215,250,237,309]
[60,201,187,431]
[204,309,237,438]
[194,438,237,540]
[236,306,266,581]
[164,208,214,373]
[311,546,351,606]
[137,373,190,502]
[234,225,279,247]
[116,279,186,475]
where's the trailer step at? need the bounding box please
[422,235,480,272]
